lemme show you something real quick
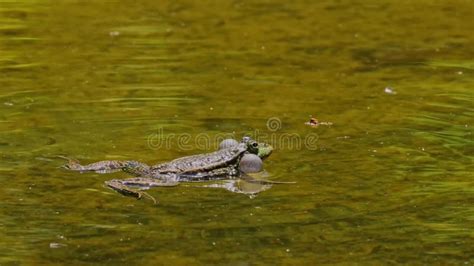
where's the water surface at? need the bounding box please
[0,0,473,264]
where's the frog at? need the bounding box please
[63,137,285,203]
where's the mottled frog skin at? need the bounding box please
[63,137,275,203]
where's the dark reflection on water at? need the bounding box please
[0,0,473,264]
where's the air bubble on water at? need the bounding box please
[49,242,66,249]
[384,87,397,94]
[109,31,120,37]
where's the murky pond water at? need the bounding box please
[0,0,473,264]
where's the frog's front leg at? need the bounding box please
[105,177,179,204]
[240,173,296,184]
[61,157,151,175]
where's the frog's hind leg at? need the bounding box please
[115,177,179,188]
[61,156,151,175]
[105,177,179,204]
[105,179,148,201]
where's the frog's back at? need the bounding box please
[152,144,246,173]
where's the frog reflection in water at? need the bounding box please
[63,137,291,203]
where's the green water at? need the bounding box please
[1,0,473,264]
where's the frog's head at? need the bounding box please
[242,136,273,160]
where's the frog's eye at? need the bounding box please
[252,142,259,148]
